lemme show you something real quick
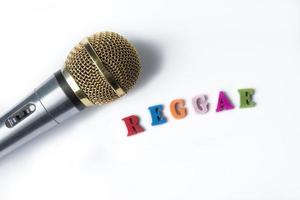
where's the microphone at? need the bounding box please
[0,32,141,157]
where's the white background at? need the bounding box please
[0,0,299,199]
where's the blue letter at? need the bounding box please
[148,104,167,126]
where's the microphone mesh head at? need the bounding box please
[65,32,141,105]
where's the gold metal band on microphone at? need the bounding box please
[61,67,94,107]
[82,38,126,98]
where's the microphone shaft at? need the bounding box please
[0,72,84,157]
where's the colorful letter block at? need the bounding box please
[122,115,145,136]
[216,91,235,112]
[192,95,209,114]
[238,88,256,108]
[170,99,187,119]
[148,104,167,126]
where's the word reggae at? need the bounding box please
[122,88,256,136]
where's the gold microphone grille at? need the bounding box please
[65,32,141,105]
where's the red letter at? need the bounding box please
[122,115,145,136]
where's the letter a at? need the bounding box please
[216,91,235,112]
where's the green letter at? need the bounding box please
[238,88,256,108]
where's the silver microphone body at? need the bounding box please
[0,71,85,157]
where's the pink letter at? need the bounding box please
[192,95,209,114]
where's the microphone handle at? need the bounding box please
[0,71,86,158]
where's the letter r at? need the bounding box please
[122,115,145,136]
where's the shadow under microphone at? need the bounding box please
[0,31,141,158]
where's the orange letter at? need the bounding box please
[170,99,187,119]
